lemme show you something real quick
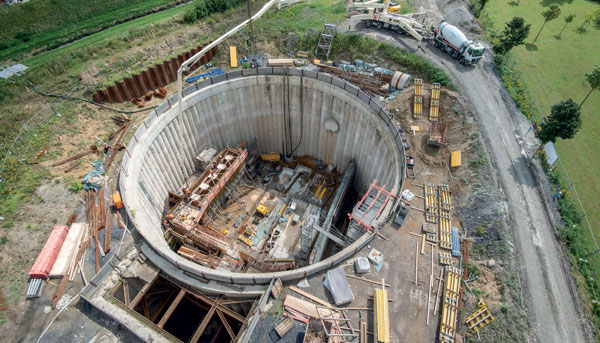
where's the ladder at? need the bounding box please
[315,24,336,59]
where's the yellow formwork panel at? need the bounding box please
[439,266,461,343]
[413,79,424,119]
[430,83,441,122]
[450,151,462,167]
[374,288,390,343]
[229,46,237,68]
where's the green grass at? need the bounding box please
[0,0,188,61]
[482,0,600,330]
[23,3,196,68]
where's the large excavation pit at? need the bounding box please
[119,68,406,290]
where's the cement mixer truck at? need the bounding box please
[433,21,484,65]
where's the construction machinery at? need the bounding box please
[256,204,269,217]
[346,0,433,42]
[433,21,485,65]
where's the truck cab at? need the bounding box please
[463,43,485,65]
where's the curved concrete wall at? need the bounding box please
[119,68,406,287]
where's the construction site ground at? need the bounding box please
[0,1,594,342]
[252,83,497,342]
[338,0,594,340]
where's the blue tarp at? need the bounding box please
[451,227,461,257]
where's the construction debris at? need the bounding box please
[367,248,384,271]
[428,122,448,146]
[316,63,390,97]
[50,145,99,167]
[354,256,371,274]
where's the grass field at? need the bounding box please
[482,0,600,327]
[0,0,188,61]
[23,2,195,69]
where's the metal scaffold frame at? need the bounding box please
[315,24,336,59]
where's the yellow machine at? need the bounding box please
[256,205,269,216]
[260,153,281,162]
[388,4,402,13]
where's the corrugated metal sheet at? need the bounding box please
[92,44,217,104]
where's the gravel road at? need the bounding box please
[341,2,593,341]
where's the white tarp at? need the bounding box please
[0,64,28,79]
[323,267,354,305]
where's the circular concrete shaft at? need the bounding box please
[119,68,405,289]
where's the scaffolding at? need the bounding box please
[348,180,396,232]
[300,205,321,260]
[315,24,336,59]
[346,180,396,243]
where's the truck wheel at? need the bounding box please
[376,22,383,29]
[451,51,459,59]
[459,57,466,65]
[434,40,441,48]
[366,20,372,27]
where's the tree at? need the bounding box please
[533,4,561,43]
[559,14,575,36]
[579,9,599,31]
[536,99,582,143]
[493,17,531,55]
[580,65,600,107]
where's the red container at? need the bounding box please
[29,225,69,279]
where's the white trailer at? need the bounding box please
[433,21,485,65]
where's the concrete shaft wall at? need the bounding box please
[120,68,405,287]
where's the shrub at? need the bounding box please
[183,10,197,23]
[14,31,33,42]
[68,180,83,193]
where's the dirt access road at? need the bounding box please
[341,1,592,341]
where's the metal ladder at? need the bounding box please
[315,24,336,59]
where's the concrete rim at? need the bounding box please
[119,67,406,285]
